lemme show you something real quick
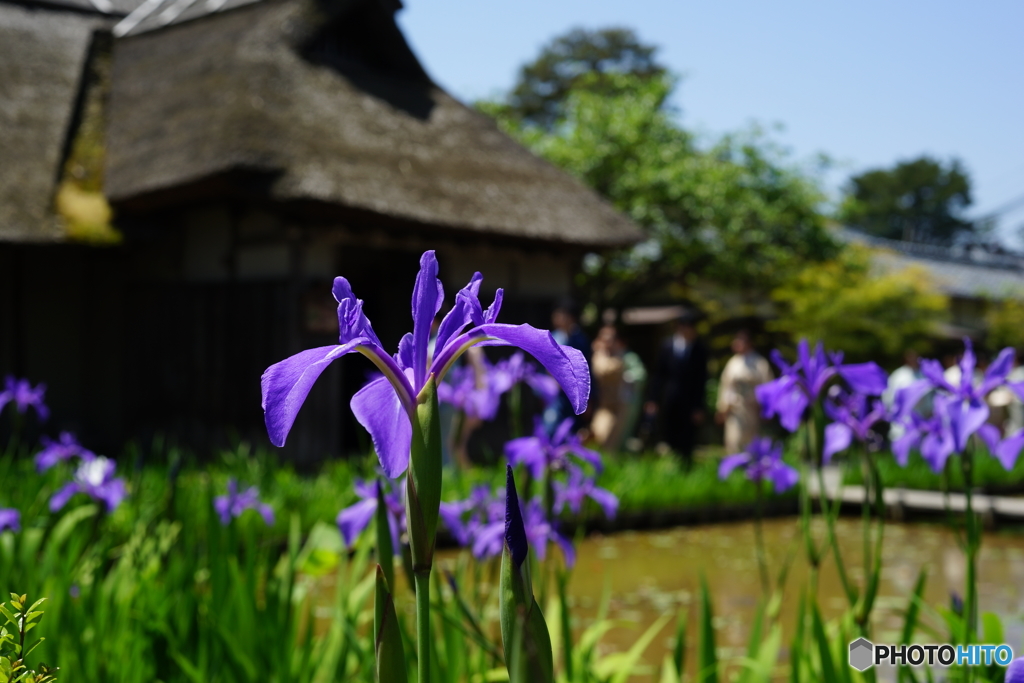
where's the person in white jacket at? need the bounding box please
[715,331,773,454]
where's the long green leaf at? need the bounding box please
[698,577,719,683]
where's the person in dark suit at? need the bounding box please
[644,312,709,465]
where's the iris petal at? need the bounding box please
[823,423,853,463]
[836,362,888,396]
[435,273,483,353]
[262,343,359,447]
[336,498,377,547]
[351,377,414,478]
[411,251,444,386]
[473,323,590,415]
[718,453,751,479]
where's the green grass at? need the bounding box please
[1,437,747,682]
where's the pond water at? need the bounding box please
[433,518,1024,680]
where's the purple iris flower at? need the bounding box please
[718,437,800,494]
[443,474,574,566]
[822,390,889,463]
[918,338,1015,453]
[892,393,956,470]
[755,340,888,432]
[336,478,405,555]
[437,359,507,420]
[976,424,1024,471]
[552,465,618,519]
[497,351,561,404]
[439,484,498,548]
[505,417,603,479]
[50,456,127,513]
[0,376,49,421]
[214,479,275,526]
[35,431,96,472]
[261,251,590,478]
[0,508,20,533]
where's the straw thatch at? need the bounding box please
[0,2,108,241]
[105,0,643,247]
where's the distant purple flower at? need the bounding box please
[50,456,127,513]
[214,479,274,526]
[756,340,887,432]
[498,352,561,404]
[977,424,1024,471]
[438,351,562,420]
[261,251,590,478]
[444,473,574,566]
[439,484,499,548]
[894,339,1024,471]
[553,466,618,519]
[719,437,799,494]
[822,390,889,463]
[437,359,506,420]
[0,376,49,421]
[35,431,96,472]
[892,394,956,470]
[919,338,1015,453]
[505,417,602,479]
[69,584,80,599]
[336,478,405,555]
[0,508,20,533]
[473,492,575,566]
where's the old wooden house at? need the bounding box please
[0,0,642,462]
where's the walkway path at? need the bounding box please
[810,466,1024,522]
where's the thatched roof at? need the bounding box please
[0,2,108,241]
[105,0,644,247]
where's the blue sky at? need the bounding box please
[397,1,1024,244]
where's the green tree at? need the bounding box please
[839,156,976,245]
[770,245,948,362]
[985,295,1024,351]
[499,27,666,131]
[480,71,836,310]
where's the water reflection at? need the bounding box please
[554,519,1024,679]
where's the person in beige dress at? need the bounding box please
[590,326,626,449]
[716,330,773,454]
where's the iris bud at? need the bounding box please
[500,466,554,683]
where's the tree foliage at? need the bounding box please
[839,156,976,245]
[985,295,1024,352]
[770,245,948,362]
[499,27,666,131]
[479,70,836,310]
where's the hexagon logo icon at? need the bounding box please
[849,638,874,671]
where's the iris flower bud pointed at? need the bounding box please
[500,465,554,683]
[374,565,408,683]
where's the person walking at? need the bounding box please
[715,330,773,454]
[591,325,626,449]
[645,311,708,466]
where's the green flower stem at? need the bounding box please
[415,569,431,683]
[816,460,856,606]
[961,447,978,683]
[753,483,770,596]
